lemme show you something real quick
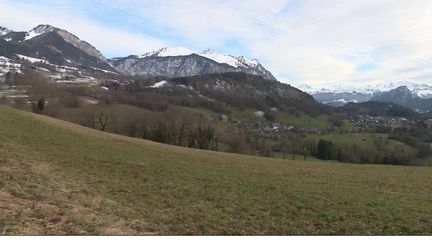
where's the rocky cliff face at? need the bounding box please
[27,25,106,63]
[56,29,106,63]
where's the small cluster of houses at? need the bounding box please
[100,79,132,90]
[348,115,415,129]
[247,122,322,138]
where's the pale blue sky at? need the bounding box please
[0,0,431,87]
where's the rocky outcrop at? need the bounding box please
[56,29,106,63]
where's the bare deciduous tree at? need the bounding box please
[21,70,54,113]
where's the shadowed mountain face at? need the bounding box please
[339,101,422,119]
[371,86,432,113]
[136,72,332,116]
[0,25,115,71]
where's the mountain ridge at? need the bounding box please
[301,81,432,107]
[109,47,276,80]
[300,80,432,98]
[0,24,114,71]
[371,86,432,113]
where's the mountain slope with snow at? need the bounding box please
[299,81,432,107]
[371,86,432,113]
[1,25,275,80]
[299,81,432,98]
[141,47,194,58]
[109,47,276,80]
[0,24,114,71]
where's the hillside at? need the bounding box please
[160,72,331,116]
[339,101,422,119]
[1,105,432,235]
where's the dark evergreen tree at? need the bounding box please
[317,139,333,160]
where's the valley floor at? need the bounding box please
[1,105,432,235]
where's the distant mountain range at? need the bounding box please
[299,81,432,111]
[371,86,432,113]
[299,81,432,98]
[302,83,432,114]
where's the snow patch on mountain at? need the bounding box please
[24,24,57,41]
[142,47,194,58]
[16,54,49,64]
[141,47,263,69]
[198,49,260,68]
[0,27,11,36]
[150,80,168,88]
[90,67,117,74]
[0,56,22,74]
[237,56,259,67]
[24,31,43,41]
[199,49,240,67]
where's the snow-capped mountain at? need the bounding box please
[140,47,263,69]
[297,81,432,107]
[298,81,432,98]
[109,47,276,80]
[0,24,114,71]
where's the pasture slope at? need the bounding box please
[0,105,432,235]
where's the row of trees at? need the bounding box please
[45,97,432,165]
[75,107,219,150]
[315,139,416,165]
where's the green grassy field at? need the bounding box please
[275,111,331,129]
[1,105,432,235]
